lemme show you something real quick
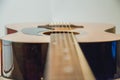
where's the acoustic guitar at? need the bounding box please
[1,23,120,80]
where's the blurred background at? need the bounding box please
[0,0,120,36]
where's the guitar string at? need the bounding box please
[63,23,75,79]
[65,23,84,80]
[69,25,89,80]
[60,23,74,79]
[49,22,64,80]
[61,23,94,80]
[57,22,69,80]
[48,22,84,80]
[51,23,60,80]
[47,22,58,80]
[46,22,95,80]
[57,22,67,79]
[54,22,81,79]
[62,23,79,80]
[68,24,95,80]
[53,22,75,79]
[70,23,85,80]
[61,23,78,80]
[56,23,64,80]
[48,22,83,80]
[59,23,66,79]
[58,22,83,80]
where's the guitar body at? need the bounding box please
[1,23,120,80]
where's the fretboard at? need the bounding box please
[45,32,95,80]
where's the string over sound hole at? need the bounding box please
[43,31,80,35]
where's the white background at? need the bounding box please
[0,0,120,36]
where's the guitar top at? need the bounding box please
[1,22,120,43]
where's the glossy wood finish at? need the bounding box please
[80,42,117,79]
[1,42,116,80]
[11,43,48,80]
[0,23,120,80]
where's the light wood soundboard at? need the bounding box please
[1,23,120,43]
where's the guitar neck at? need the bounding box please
[45,32,95,80]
